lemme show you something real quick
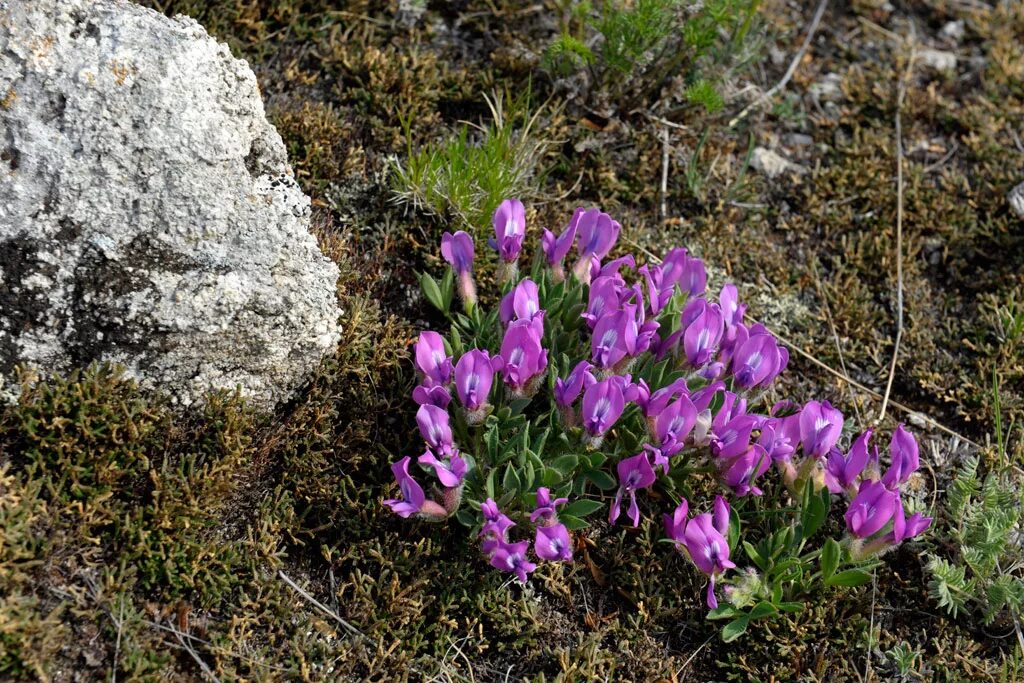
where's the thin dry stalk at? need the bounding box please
[728,0,830,128]
[110,597,125,683]
[167,619,221,683]
[660,126,671,220]
[811,259,863,423]
[875,37,916,425]
[278,570,365,640]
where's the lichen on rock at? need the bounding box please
[0,0,342,408]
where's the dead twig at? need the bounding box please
[811,258,863,423]
[110,597,125,683]
[729,0,829,128]
[875,35,916,425]
[922,139,959,173]
[660,126,670,221]
[675,633,716,679]
[641,111,694,132]
[167,619,220,683]
[278,570,366,640]
[864,569,878,682]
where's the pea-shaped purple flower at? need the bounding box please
[454,349,502,421]
[416,403,454,455]
[661,248,706,298]
[683,300,725,368]
[825,429,876,494]
[492,198,526,263]
[414,331,453,386]
[845,480,900,538]
[441,230,476,305]
[881,424,919,489]
[665,496,735,609]
[581,376,627,439]
[572,208,621,281]
[718,444,770,497]
[654,394,698,447]
[534,523,573,562]
[542,209,579,281]
[499,319,548,396]
[489,539,536,582]
[417,449,467,488]
[609,451,657,527]
[554,360,596,409]
[383,456,447,520]
[799,400,844,459]
[730,331,787,389]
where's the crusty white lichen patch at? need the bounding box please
[0,0,342,408]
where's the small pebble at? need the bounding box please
[917,48,957,73]
[751,147,805,178]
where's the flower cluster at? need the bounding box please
[384,197,931,613]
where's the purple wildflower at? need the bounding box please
[441,230,476,305]
[609,452,657,527]
[530,487,568,526]
[454,349,501,418]
[683,300,725,368]
[718,444,770,497]
[881,424,920,490]
[480,498,515,555]
[825,429,875,494]
[582,275,624,329]
[799,400,844,459]
[417,450,467,488]
[581,376,628,438]
[554,360,596,408]
[572,208,621,280]
[492,198,526,263]
[499,319,548,396]
[719,283,746,327]
[383,456,447,519]
[414,331,453,386]
[661,248,707,298]
[542,208,579,280]
[730,331,787,389]
[845,480,900,538]
[535,524,573,562]
[654,394,697,447]
[489,539,536,582]
[416,403,454,455]
[712,414,759,460]
[665,496,735,609]
[412,383,452,409]
[638,263,673,315]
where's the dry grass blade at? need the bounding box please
[875,35,916,425]
[166,619,221,683]
[811,259,863,423]
[110,597,125,683]
[278,570,366,640]
[729,0,830,128]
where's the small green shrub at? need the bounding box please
[544,0,762,112]
[390,91,553,234]
[928,454,1024,626]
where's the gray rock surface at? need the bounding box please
[0,0,342,408]
[1010,181,1024,220]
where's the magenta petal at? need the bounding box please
[706,579,718,609]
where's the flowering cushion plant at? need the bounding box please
[392,198,931,640]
